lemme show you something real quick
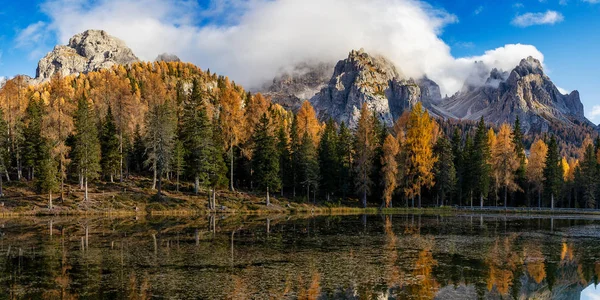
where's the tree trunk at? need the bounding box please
[212,188,216,210]
[120,132,123,183]
[157,171,163,198]
[4,170,9,183]
[538,190,541,209]
[504,187,507,208]
[551,193,554,210]
[176,172,180,192]
[0,171,3,197]
[79,172,84,190]
[49,191,53,210]
[418,188,422,209]
[229,147,235,192]
[194,176,199,195]
[412,195,415,208]
[152,163,157,190]
[110,174,114,183]
[84,176,88,202]
[31,167,35,181]
[266,186,270,206]
[362,190,367,208]
[480,193,483,208]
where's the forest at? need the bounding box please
[0,61,599,210]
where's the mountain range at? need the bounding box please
[8,29,599,133]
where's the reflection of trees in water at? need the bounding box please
[485,234,520,296]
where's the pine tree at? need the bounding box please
[463,133,475,207]
[299,131,319,203]
[527,139,548,208]
[144,100,177,198]
[22,97,44,181]
[36,141,59,209]
[0,109,8,197]
[512,116,527,197]
[171,138,185,192]
[370,113,387,203]
[354,103,375,208]
[129,124,146,174]
[277,123,292,196]
[543,136,562,209]
[381,134,400,208]
[433,136,456,207]
[578,144,598,208]
[491,124,521,208]
[451,129,464,206]
[100,107,120,182]
[471,118,491,208]
[72,96,101,201]
[318,119,339,201]
[337,122,353,200]
[252,114,281,205]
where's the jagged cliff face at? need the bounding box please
[35,30,139,81]
[439,57,588,132]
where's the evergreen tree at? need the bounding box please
[171,138,185,192]
[578,144,598,208]
[72,96,101,201]
[144,100,177,198]
[22,97,44,181]
[543,135,562,209]
[512,116,527,205]
[252,114,281,205]
[207,124,228,209]
[471,118,491,207]
[100,107,120,182]
[354,104,375,208]
[129,124,146,174]
[337,122,353,200]
[0,109,8,197]
[370,113,387,203]
[290,115,301,197]
[318,119,339,201]
[36,141,59,209]
[463,133,475,207]
[277,123,292,196]
[451,129,464,206]
[299,131,319,203]
[433,136,456,206]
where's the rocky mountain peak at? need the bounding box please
[35,29,139,81]
[155,53,181,62]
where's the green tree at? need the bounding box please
[318,119,339,201]
[433,136,456,207]
[22,97,45,181]
[337,122,353,200]
[100,107,120,182]
[36,141,59,209]
[129,124,146,174]
[277,123,292,196]
[72,96,101,201]
[451,129,464,206]
[290,115,301,197]
[578,144,598,208]
[471,118,491,207]
[171,138,185,192]
[144,100,177,198]
[252,114,281,206]
[543,136,562,209]
[299,131,319,203]
[512,116,527,205]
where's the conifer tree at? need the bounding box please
[463,133,475,207]
[290,115,301,197]
[491,124,521,208]
[129,124,146,174]
[578,144,598,208]
[171,138,185,192]
[451,129,464,206]
[73,96,101,201]
[144,99,177,198]
[543,136,562,209]
[471,118,491,208]
[100,107,120,182]
[527,139,548,208]
[299,131,319,203]
[512,116,527,193]
[433,136,456,207]
[337,122,353,200]
[318,119,339,201]
[219,87,245,192]
[277,123,292,196]
[381,134,399,208]
[0,109,8,197]
[354,103,375,208]
[252,114,281,205]
[23,97,44,181]
[37,141,59,209]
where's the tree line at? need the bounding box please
[0,61,599,209]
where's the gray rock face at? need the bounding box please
[261,62,333,111]
[35,30,139,81]
[438,56,589,132]
[309,49,422,127]
[155,53,181,62]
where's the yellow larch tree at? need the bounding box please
[491,123,521,207]
[296,101,321,146]
[219,86,246,191]
[381,134,400,208]
[354,103,375,208]
[527,139,548,208]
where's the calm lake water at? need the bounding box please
[0,214,599,299]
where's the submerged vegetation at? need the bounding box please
[0,61,599,215]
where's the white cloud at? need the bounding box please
[556,86,570,94]
[582,0,600,3]
[511,10,564,27]
[19,0,546,97]
[589,105,600,123]
[474,6,484,15]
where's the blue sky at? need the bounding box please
[1,0,599,123]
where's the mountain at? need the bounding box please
[264,50,594,132]
[35,29,139,82]
[438,57,589,132]
[155,53,181,62]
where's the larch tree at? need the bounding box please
[491,124,521,208]
[403,102,437,208]
[381,134,399,208]
[527,139,548,208]
[0,77,27,180]
[543,136,562,209]
[354,103,375,208]
[0,109,8,197]
[100,107,120,182]
[219,87,245,191]
[72,96,101,201]
[433,136,456,207]
[318,119,339,201]
[252,113,281,206]
[296,101,321,146]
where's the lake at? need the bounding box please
[0,214,599,299]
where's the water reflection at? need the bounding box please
[0,214,598,299]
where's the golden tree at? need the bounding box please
[219,87,246,191]
[296,101,321,145]
[527,139,548,208]
[403,102,437,208]
[381,134,399,208]
[491,123,521,207]
[354,103,375,208]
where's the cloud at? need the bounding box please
[511,10,564,27]
[589,105,600,123]
[19,0,546,97]
[474,6,484,15]
[582,0,600,3]
[556,86,569,94]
